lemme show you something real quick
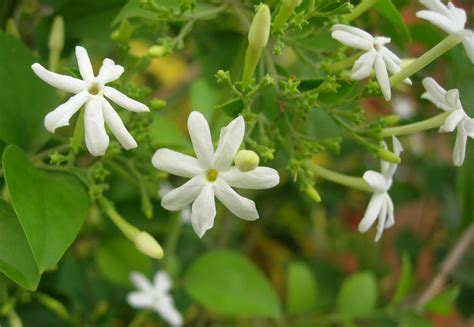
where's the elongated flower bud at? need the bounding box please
[134,231,164,259]
[235,150,260,172]
[48,16,64,51]
[305,185,321,203]
[378,148,401,164]
[273,0,302,33]
[248,4,271,49]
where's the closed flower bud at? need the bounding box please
[378,148,401,164]
[248,4,271,49]
[134,231,164,259]
[235,150,260,172]
[284,0,302,7]
[48,16,65,51]
[305,185,321,203]
[383,115,400,126]
[150,98,167,110]
[148,45,167,58]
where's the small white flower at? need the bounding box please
[421,77,474,166]
[159,181,191,224]
[152,111,280,238]
[331,24,412,101]
[127,271,183,327]
[359,136,403,242]
[416,0,474,63]
[31,46,149,156]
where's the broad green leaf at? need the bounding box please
[400,312,433,327]
[392,254,413,304]
[0,32,58,152]
[286,261,318,315]
[191,78,219,119]
[96,236,152,286]
[425,285,460,315]
[0,200,40,290]
[373,0,410,42]
[337,271,377,318]
[185,250,281,319]
[3,145,89,273]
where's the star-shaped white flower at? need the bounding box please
[331,24,412,101]
[152,111,280,238]
[31,46,149,156]
[359,136,403,242]
[159,181,191,224]
[416,0,474,63]
[421,77,474,166]
[127,271,183,327]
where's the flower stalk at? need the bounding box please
[308,163,372,193]
[381,112,450,138]
[48,16,65,72]
[344,0,378,23]
[389,35,461,87]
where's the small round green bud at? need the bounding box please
[383,115,401,126]
[48,16,65,51]
[234,150,260,172]
[148,45,167,58]
[248,4,271,49]
[150,98,167,110]
[134,231,164,259]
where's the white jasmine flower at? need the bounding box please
[331,24,412,101]
[159,181,191,224]
[416,0,474,63]
[152,111,280,238]
[127,271,183,327]
[421,77,474,166]
[31,46,149,156]
[359,136,403,242]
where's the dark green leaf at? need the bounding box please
[3,145,89,273]
[373,0,410,42]
[185,250,281,319]
[0,32,58,152]
[0,200,40,290]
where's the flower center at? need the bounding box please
[88,82,101,95]
[207,169,218,182]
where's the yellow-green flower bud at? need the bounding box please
[48,16,65,51]
[248,4,271,49]
[378,148,401,164]
[234,150,260,172]
[134,231,164,259]
[273,0,303,33]
[383,115,400,126]
[305,185,321,203]
[148,45,167,58]
[6,19,20,38]
[283,0,302,7]
[150,98,167,110]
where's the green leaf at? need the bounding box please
[373,0,410,42]
[392,254,413,304]
[96,236,152,286]
[425,285,460,315]
[0,200,40,290]
[3,145,89,273]
[185,250,281,319]
[113,0,158,25]
[286,261,318,315]
[0,32,58,152]
[149,115,190,149]
[337,271,377,318]
[400,312,433,327]
[214,98,244,117]
[191,78,219,119]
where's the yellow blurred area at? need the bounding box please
[129,40,187,89]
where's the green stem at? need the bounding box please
[344,0,378,22]
[163,213,183,273]
[381,112,450,137]
[390,35,461,87]
[69,109,85,154]
[324,52,362,73]
[49,50,60,72]
[99,198,139,240]
[242,44,262,87]
[308,163,372,193]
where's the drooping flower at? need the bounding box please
[416,0,474,63]
[331,24,412,101]
[421,77,474,166]
[152,111,280,238]
[359,136,403,242]
[127,271,183,327]
[31,46,149,156]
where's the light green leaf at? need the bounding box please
[373,0,410,42]
[191,78,219,119]
[425,285,460,315]
[286,261,318,315]
[400,312,433,327]
[96,236,152,286]
[3,145,89,273]
[185,250,281,319]
[149,115,190,149]
[0,32,58,152]
[337,271,377,318]
[0,200,40,290]
[392,254,413,304]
